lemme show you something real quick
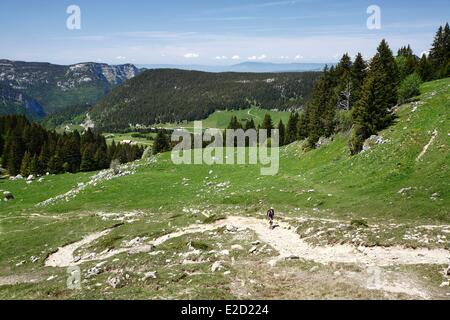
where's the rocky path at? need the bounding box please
[45,216,450,268]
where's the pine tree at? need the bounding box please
[80,145,96,172]
[416,54,432,81]
[334,53,353,110]
[277,120,286,146]
[285,112,299,144]
[244,118,256,130]
[396,45,418,82]
[429,23,450,78]
[20,151,31,176]
[351,53,367,106]
[29,155,39,175]
[47,154,63,174]
[261,114,274,137]
[152,131,171,155]
[227,116,242,130]
[350,39,399,154]
[297,112,308,140]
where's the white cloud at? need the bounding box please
[279,55,289,59]
[232,55,240,60]
[115,55,127,60]
[248,54,267,60]
[215,55,228,60]
[295,54,304,59]
[184,53,200,58]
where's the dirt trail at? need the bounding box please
[45,216,449,268]
[45,220,226,268]
[227,216,449,267]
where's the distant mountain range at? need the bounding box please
[0,59,140,118]
[0,59,326,123]
[138,62,329,73]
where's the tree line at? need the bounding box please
[0,115,144,176]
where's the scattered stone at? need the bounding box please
[3,191,14,201]
[267,259,277,267]
[285,255,300,261]
[398,187,412,195]
[30,256,39,263]
[143,271,157,280]
[211,261,224,272]
[26,175,35,181]
[46,275,57,281]
[123,237,148,247]
[85,266,103,279]
[248,246,258,254]
[251,240,261,246]
[223,271,231,276]
[226,225,238,233]
[15,260,25,267]
[309,266,319,273]
[231,244,243,251]
[439,281,449,288]
[333,271,342,277]
[107,275,123,289]
[362,135,388,152]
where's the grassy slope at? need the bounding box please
[1,78,448,221]
[0,78,448,299]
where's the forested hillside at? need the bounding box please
[90,69,320,131]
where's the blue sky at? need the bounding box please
[0,0,448,65]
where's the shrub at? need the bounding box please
[398,73,422,104]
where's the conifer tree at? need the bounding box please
[80,145,96,172]
[152,131,171,155]
[285,112,299,144]
[20,151,31,176]
[277,120,286,146]
[416,54,432,81]
[350,39,399,154]
[351,53,367,106]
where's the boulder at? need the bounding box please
[248,246,258,254]
[211,261,224,272]
[363,135,388,152]
[85,266,103,279]
[26,175,35,181]
[143,271,157,280]
[3,191,14,201]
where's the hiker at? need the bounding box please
[267,207,275,229]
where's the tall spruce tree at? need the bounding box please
[285,112,299,144]
[351,53,367,106]
[350,39,399,154]
[416,54,432,81]
[334,53,353,110]
[277,120,286,146]
[20,151,31,176]
[152,131,171,155]
[429,23,450,78]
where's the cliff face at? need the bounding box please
[0,60,140,117]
